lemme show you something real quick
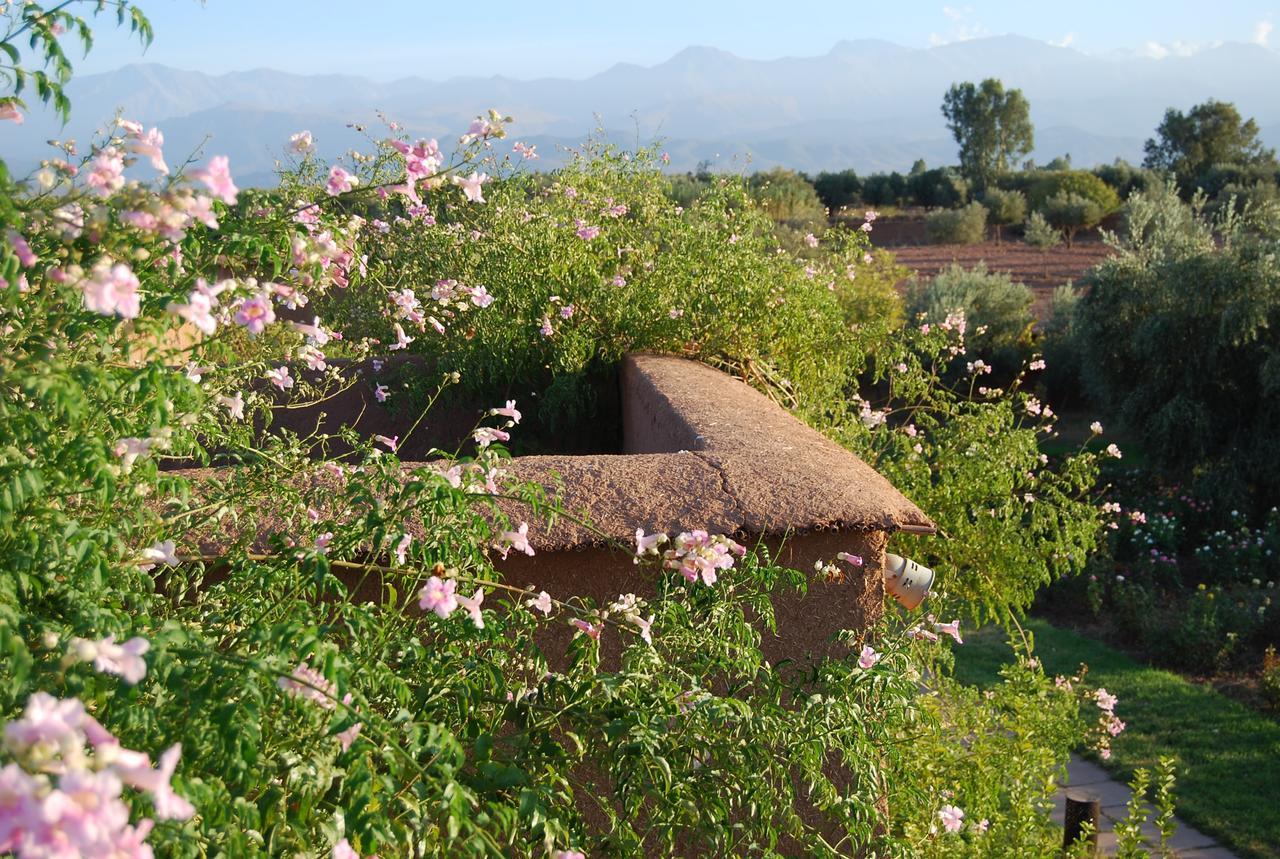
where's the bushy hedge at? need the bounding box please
[925,202,989,245]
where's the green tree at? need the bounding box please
[941,78,1035,189]
[1042,192,1103,247]
[1143,99,1277,186]
[979,187,1027,243]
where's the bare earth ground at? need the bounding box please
[884,240,1113,319]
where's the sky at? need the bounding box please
[68,0,1280,81]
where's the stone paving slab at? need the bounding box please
[1059,754,1235,857]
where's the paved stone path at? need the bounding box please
[1053,755,1238,857]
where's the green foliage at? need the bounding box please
[1075,182,1280,511]
[925,201,988,245]
[906,263,1034,365]
[745,167,827,229]
[941,79,1035,188]
[1023,210,1062,249]
[1143,99,1278,188]
[811,169,862,212]
[907,166,970,208]
[1042,192,1105,247]
[979,187,1027,243]
[1028,170,1121,215]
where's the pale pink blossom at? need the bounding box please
[373,434,398,452]
[539,318,554,336]
[635,529,668,557]
[6,230,37,267]
[494,523,535,560]
[374,384,390,403]
[278,663,337,709]
[138,540,179,571]
[570,618,602,641]
[85,147,125,195]
[1095,688,1118,712]
[934,619,963,644]
[234,293,276,335]
[68,635,150,685]
[474,427,510,448]
[265,366,293,391]
[418,576,458,618]
[0,102,23,124]
[191,155,238,204]
[219,392,245,420]
[973,818,989,834]
[289,130,314,154]
[513,141,538,159]
[126,126,168,174]
[326,165,358,196]
[858,645,880,669]
[837,552,864,567]
[1105,443,1122,459]
[167,289,217,334]
[632,614,654,644]
[113,437,155,471]
[333,839,362,859]
[804,233,819,248]
[457,588,485,629]
[938,804,965,833]
[528,590,553,615]
[575,222,600,241]
[81,258,141,318]
[490,400,522,423]
[453,171,489,203]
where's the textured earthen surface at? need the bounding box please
[177,352,934,658]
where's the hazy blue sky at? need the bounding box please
[73,0,1279,80]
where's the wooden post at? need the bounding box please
[1064,791,1101,855]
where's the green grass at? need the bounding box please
[953,619,1280,859]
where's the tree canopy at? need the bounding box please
[941,79,1035,189]
[1143,99,1277,185]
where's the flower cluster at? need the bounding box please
[1091,687,1126,759]
[0,690,193,857]
[662,530,746,586]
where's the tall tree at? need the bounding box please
[1143,99,1277,183]
[941,79,1034,189]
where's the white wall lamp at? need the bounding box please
[884,553,935,610]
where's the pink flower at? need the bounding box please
[167,289,218,334]
[490,400,522,423]
[374,384,390,403]
[973,818,989,834]
[513,141,538,159]
[669,308,683,319]
[191,155,238,204]
[0,102,23,124]
[457,588,485,629]
[6,230,37,268]
[858,645,880,669]
[111,742,194,820]
[836,552,864,567]
[907,626,939,643]
[575,223,601,241]
[126,126,168,174]
[474,427,510,448]
[938,804,965,833]
[539,318,554,336]
[219,392,245,420]
[1029,358,1046,371]
[934,619,963,645]
[453,171,489,203]
[559,304,575,320]
[278,662,337,709]
[528,590,553,616]
[234,294,276,335]
[633,614,654,644]
[388,322,415,350]
[85,147,126,195]
[373,434,398,452]
[69,635,150,685]
[1105,443,1122,459]
[635,529,668,558]
[265,366,293,391]
[326,165,358,196]
[138,540,179,571]
[1090,421,1104,434]
[418,576,458,618]
[81,258,141,318]
[553,852,586,859]
[392,533,412,566]
[1095,688,1118,712]
[289,130,314,154]
[804,233,819,248]
[494,523,535,560]
[334,838,363,859]
[570,618,602,641]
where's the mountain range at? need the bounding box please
[7,35,1279,186]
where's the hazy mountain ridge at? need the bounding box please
[6,35,1278,181]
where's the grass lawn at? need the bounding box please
[953,618,1280,859]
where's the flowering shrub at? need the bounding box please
[0,5,1125,856]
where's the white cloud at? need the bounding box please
[929,6,987,46]
[1252,20,1274,47]
[1050,33,1076,48]
[1138,39,1218,59]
